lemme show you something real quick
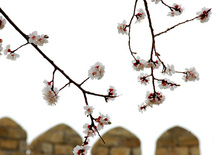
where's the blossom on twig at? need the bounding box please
[196,7,212,23]
[117,20,128,35]
[28,31,48,46]
[138,73,150,85]
[183,67,199,82]
[135,8,146,23]
[42,80,59,105]
[88,62,105,80]
[73,145,90,155]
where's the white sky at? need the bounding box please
[0,0,214,155]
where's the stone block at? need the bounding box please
[0,139,18,150]
[11,152,26,155]
[97,136,120,147]
[168,147,188,155]
[110,147,130,155]
[155,148,167,155]
[190,146,200,155]
[132,147,141,155]
[0,127,8,138]
[121,137,140,147]
[41,142,53,153]
[0,150,8,155]
[91,146,108,155]
[8,128,27,140]
[54,144,73,154]
[19,140,28,152]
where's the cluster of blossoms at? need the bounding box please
[168,3,184,17]
[73,105,111,154]
[132,56,160,71]
[158,78,179,91]
[3,44,20,60]
[0,16,19,60]
[88,62,105,80]
[183,67,199,82]
[42,80,59,105]
[117,20,127,35]
[73,145,90,155]
[196,7,212,23]
[28,31,48,46]
[135,8,146,23]
[106,86,117,102]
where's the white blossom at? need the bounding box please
[73,145,90,155]
[135,8,146,23]
[151,0,160,4]
[117,20,128,35]
[132,56,146,71]
[83,123,96,137]
[183,67,199,82]
[28,31,48,46]
[168,4,184,17]
[145,91,165,107]
[6,53,20,61]
[106,86,117,102]
[0,16,6,30]
[163,64,175,76]
[42,80,59,105]
[138,103,147,113]
[196,7,212,23]
[83,105,94,115]
[138,73,150,85]
[96,113,111,130]
[88,62,105,80]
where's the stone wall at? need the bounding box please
[155,126,200,155]
[91,127,141,155]
[0,117,27,155]
[0,117,201,155]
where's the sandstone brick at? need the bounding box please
[132,147,141,155]
[8,128,27,140]
[11,152,26,155]
[155,148,167,155]
[168,147,188,155]
[0,150,8,155]
[108,127,135,138]
[190,146,200,155]
[98,136,120,146]
[0,127,8,138]
[0,139,18,150]
[19,140,28,152]
[110,147,130,155]
[54,144,73,154]
[91,147,108,155]
[41,142,53,153]
[121,137,140,147]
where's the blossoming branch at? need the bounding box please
[0,7,117,155]
[117,0,211,113]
